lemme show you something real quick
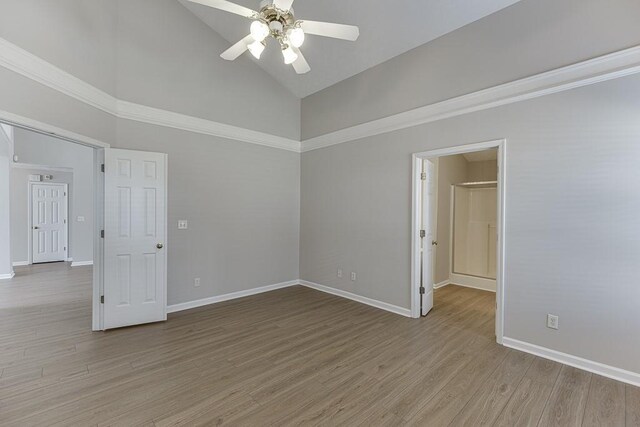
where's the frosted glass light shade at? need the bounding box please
[250,20,269,42]
[288,28,305,48]
[282,46,298,64]
[248,40,265,59]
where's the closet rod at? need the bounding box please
[454,180,497,188]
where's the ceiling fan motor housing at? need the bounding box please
[258,0,296,39]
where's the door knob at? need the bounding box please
[432,240,438,246]
[156,243,164,249]
[33,226,39,230]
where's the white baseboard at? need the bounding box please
[433,280,451,289]
[450,273,496,292]
[12,261,28,267]
[299,280,412,318]
[503,337,640,387]
[71,261,93,267]
[166,280,299,313]
[0,271,15,280]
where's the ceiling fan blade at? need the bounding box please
[273,0,295,11]
[185,0,257,18]
[220,35,253,60]
[291,47,310,74]
[300,20,359,41]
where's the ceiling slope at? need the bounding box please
[180,0,522,98]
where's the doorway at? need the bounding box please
[411,139,506,343]
[0,113,168,331]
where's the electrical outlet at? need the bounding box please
[351,272,357,281]
[194,277,201,287]
[547,314,559,330]
[178,220,188,230]
[337,268,342,278]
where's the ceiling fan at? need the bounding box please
[186,0,360,74]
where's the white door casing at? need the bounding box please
[103,148,167,329]
[421,159,436,316]
[31,183,68,263]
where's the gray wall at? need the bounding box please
[0,0,117,94]
[434,155,468,284]
[300,74,640,374]
[10,167,73,263]
[301,0,640,139]
[115,119,300,305]
[13,128,94,264]
[0,0,301,304]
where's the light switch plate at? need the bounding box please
[547,314,559,330]
[77,216,85,222]
[178,220,188,230]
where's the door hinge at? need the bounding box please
[420,230,426,238]
[100,230,104,238]
[101,164,105,173]
[100,295,104,304]
[421,172,427,180]
[419,286,426,295]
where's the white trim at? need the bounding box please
[503,337,640,388]
[12,261,28,267]
[0,110,110,149]
[92,148,105,331]
[0,38,300,153]
[300,280,412,318]
[433,280,450,289]
[449,274,496,292]
[0,38,116,115]
[11,162,73,172]
[301,45,640,152]
[117,101,300,152]
[0,271,15,280]
[167,280,299,313]
[412,140,506,345]
[4,37,640,154]
[71,261,93,267]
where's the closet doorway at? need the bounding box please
[411,140,505,343]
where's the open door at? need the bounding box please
[103,148,167,329]
[420,159,437,316]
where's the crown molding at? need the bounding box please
[301,45,640,152]
[117,101,300,152]
[3,36,640,155]
[0,38,300,153]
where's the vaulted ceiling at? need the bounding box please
[180,0,522,98]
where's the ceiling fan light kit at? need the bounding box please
[187,0,359,74]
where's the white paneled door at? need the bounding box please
[421,159,436,316]
[31,183,68,263]
[103,148,167,329]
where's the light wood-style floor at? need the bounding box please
[0,263,638,426]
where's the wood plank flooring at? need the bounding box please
[0,263,637,426]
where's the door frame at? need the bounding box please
[411,139,506,344]
[28,181,69,264]
[0,111,108,331]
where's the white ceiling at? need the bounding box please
[463,149,498,162]
[180,0,522,98]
